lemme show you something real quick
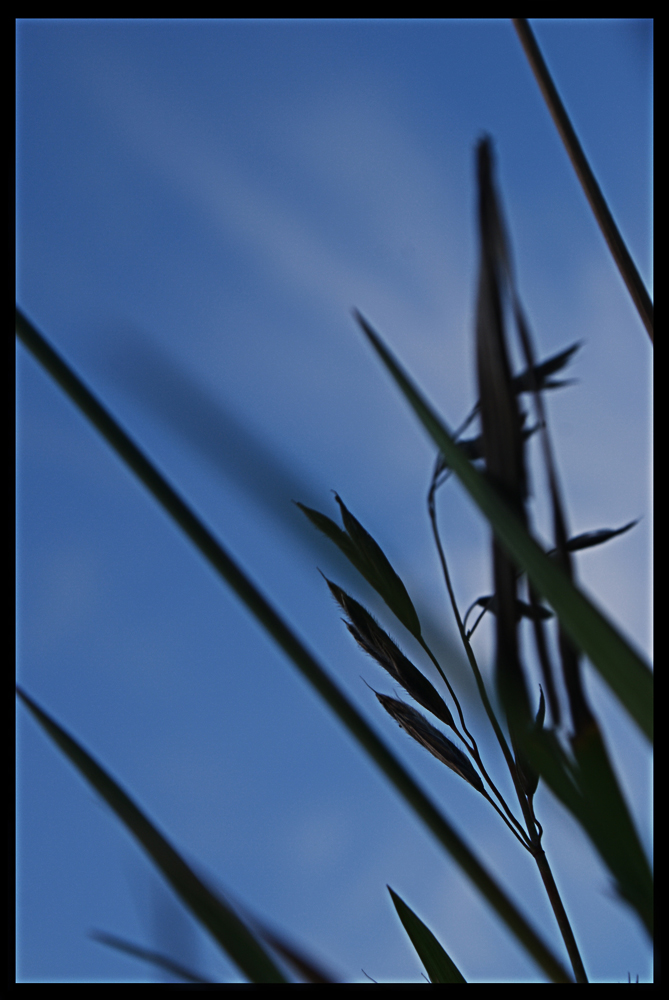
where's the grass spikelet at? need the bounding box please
[324,578,455,730]
[374,693,485,794]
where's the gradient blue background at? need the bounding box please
[16,19,652,983]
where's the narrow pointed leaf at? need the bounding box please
[570,722,652,935]
[470,595,553,623]
[16,687,289,983]
[355,311,652,743]
[535,687,546,729]
[511,341,581,394]
[566,520,639,553]
[294,502,359,565]
[16,311,571,983]
[388,887,466,983]
[512,18,653,341]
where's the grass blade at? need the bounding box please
[511,18,653,342]
[388,887,467,983]
[16,688,289,984]
[15,309,571,983]
[355,311,652,743]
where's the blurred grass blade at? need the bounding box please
[355,311,652,743]
[511,341,581,394]
[224,889,341,982]
[571,722,653,934]
[297,495,422,638]
[16,687,289,983]
[388,887,466,983]
[90,931,214,983]
[15,309,571,983]
[239,920,339,984]
[511,18,653,342]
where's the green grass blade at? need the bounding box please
[355,311,652,743]
[16,688,289,984]
[15,310,571,983]
[388,887,467,983]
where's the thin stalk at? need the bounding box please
[531,847,588,984]
[512,18,653,342]
[418,632,532,850]
[427,479,532,846]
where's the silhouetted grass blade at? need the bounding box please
[333,494,422,638]
[294,502,359,565]
[511,341,582,394]
[375,693,485,793]
[571,722,653,935]
[565,521,639,553]
[476,135,533,746]
[512,19,653,341]
[388,887,467,983]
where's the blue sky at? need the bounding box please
[16,19,652,983]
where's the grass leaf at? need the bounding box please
[565,520,639,553]
[512,19,653,341]
[388,887,467,983]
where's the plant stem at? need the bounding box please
[531,845,588,983]
[427,481,532,845]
